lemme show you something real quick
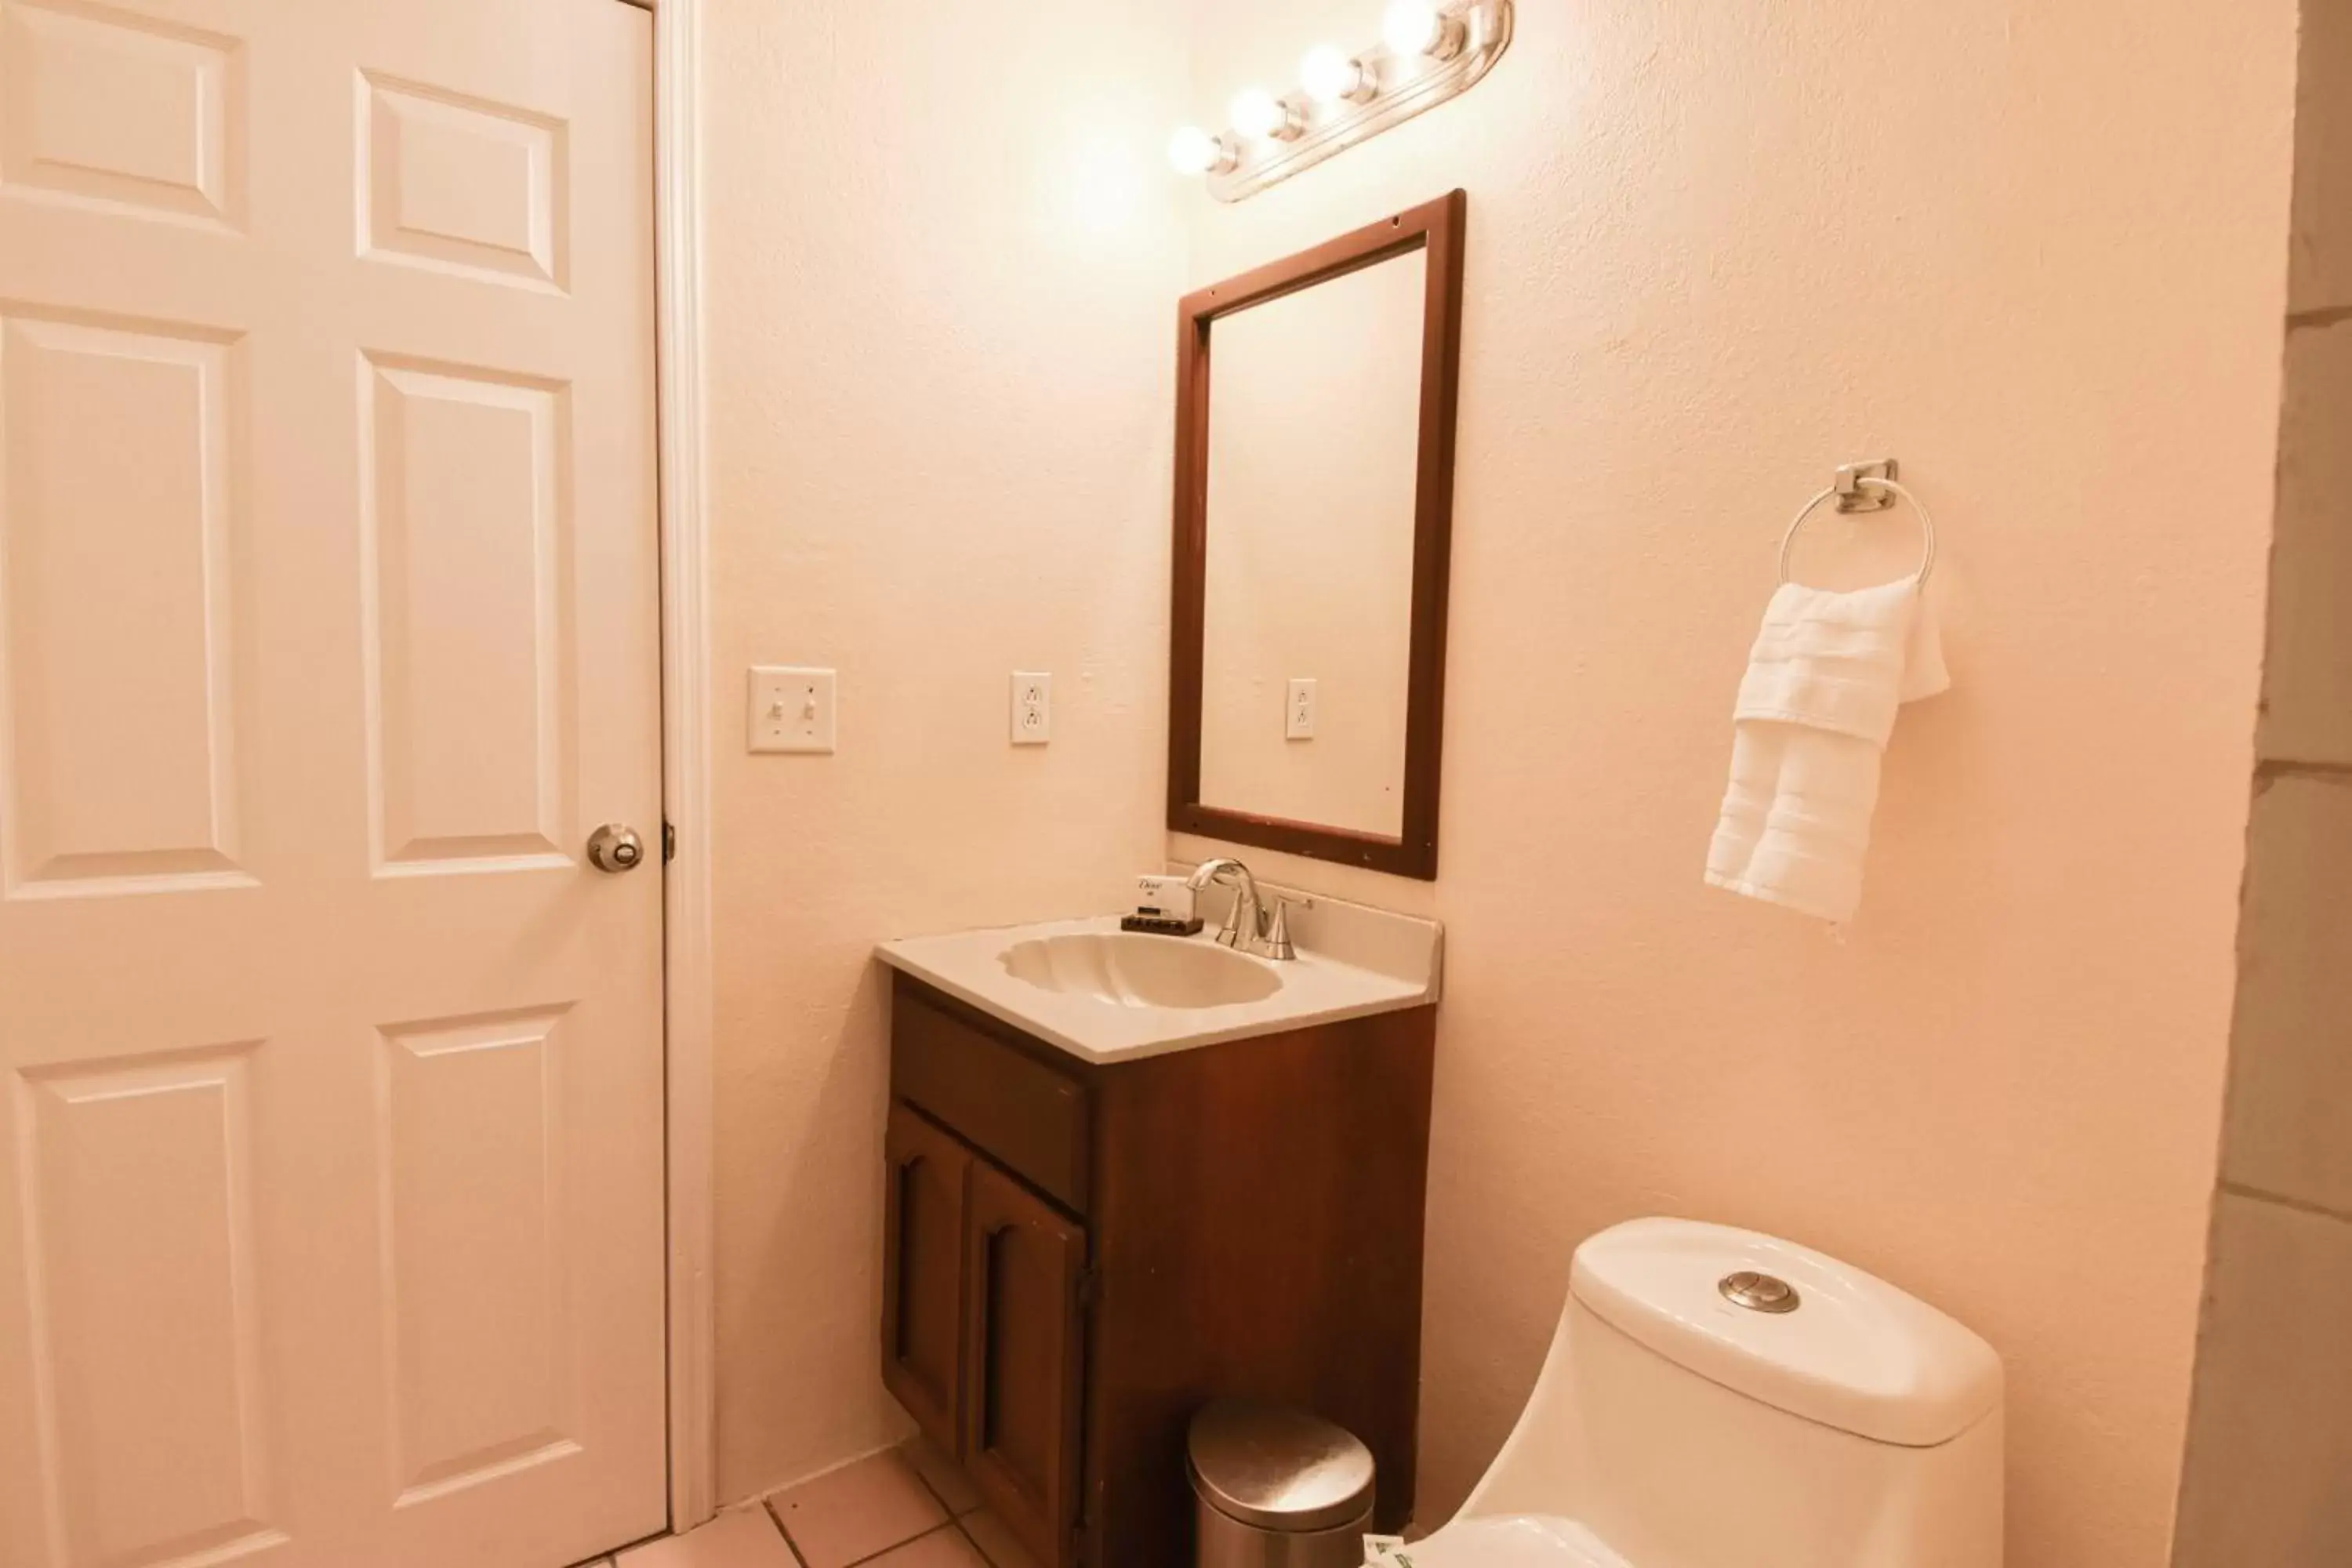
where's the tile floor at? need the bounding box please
[603,1441,1043,1568]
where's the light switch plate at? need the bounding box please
[1011,671,1051,745]
[749,666,836,753]
[1286,677,1317,740]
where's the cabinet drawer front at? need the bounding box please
[893,980,1091,1214]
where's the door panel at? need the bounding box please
[0,0,244,227]
[376,1007,579,1505]
[358,71,566,290]
[0,2,666,1566]
[963,1163,1086,1568]
[0,309,245,895]
[16,1043,282,1568]
[883,1103,971,1455]
[358,353,573,873]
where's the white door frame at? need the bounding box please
[641,0,720,1534]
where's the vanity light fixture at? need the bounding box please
[1300,45,1379,106]
[1167,125,1240,176]
[1172,1,1513,201]
[1230,87,1305,142]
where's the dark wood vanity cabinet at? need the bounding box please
[880,971,1437,1568]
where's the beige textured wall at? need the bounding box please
[695,0,2302,1555]
[2172,2,2352,1560]
[700,0,1187,1500]
[1172,2,2295,1564]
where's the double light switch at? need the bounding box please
[749,666,836,753]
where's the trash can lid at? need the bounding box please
[1186,1399,1376,1534]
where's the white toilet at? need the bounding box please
[1395,1218,2004,1568]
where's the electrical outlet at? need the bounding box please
[749,666,836,753]
[1286,677,1317,740]
[1011,671,1052,745]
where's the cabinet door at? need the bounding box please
[964,1160,1087,1568]
[884,1102,972,1452]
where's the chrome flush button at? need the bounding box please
[1719,1270,1801,1314]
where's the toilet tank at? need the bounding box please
[1460,1219,2004,1568]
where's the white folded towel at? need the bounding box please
[1705,576,1949,922]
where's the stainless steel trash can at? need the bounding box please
[1187,1399,1376,1568]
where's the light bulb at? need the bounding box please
[1229,87,1301,141]
[1383,0,1463,59]
[1166,125,1232,176]
[1382,0,1440,53]
[1301,44,1375,105]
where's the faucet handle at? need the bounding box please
[1262,897,1303,961]
[1208,890,1249,948]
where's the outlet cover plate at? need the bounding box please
[1011,671,1051,746]
[1286,677,1317,740]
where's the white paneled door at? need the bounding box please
[0,2,669,1566]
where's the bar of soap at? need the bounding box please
[1119,915,1204,937]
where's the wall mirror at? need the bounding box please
[1168,190,1465,880]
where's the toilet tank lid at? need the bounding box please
[1567,1218,2002,1447]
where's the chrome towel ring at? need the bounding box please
[1777,469,1938,588]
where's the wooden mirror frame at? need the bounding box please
[1167,189,1466,880]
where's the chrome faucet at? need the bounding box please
[1185,857,1299,960]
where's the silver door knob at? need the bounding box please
[586,823,647,873]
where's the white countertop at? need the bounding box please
[874,895,1443,1065]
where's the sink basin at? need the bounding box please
[879,902,1440,1063]
[1000,933,1282,1010]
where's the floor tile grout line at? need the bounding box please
[901,1448,1004,1566]
[768,1446,978,1568]
[903,1452,957,1519]
[898,1444,1008,1568]
[949,1514,998,1567]
[762,1495,811,1567]
[816,1521,976,1568]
